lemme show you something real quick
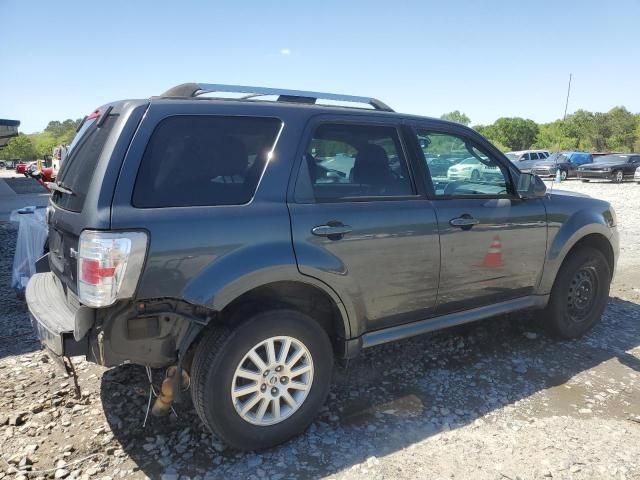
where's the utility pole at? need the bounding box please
[563,73,572,120]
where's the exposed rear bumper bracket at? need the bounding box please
[26,272,88,358]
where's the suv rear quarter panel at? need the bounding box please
[110,100,351,323]
[47,100,148,292]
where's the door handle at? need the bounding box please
[312,223,353,238]
[449,215,480,230]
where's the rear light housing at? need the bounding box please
[77,230,148,307]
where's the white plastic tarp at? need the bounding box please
[10,206,48,292]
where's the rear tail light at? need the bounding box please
[77,230,148,307]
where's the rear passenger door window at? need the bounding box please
[133,116,282,208]
[415,130,511,197]
[297,123,414,202]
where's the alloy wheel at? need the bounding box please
[615,170,624,182]
[231,336,314,426]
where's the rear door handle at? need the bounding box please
[449,215,480,230]
[312,223,353,238]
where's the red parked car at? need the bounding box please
[15,161,27,174]
[41,167,56,182]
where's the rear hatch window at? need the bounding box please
[52,111,117,212]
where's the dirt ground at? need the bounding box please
[1,180,639,480]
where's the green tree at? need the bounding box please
[41,118,81,146]
[473,124,509,151]
[44,120,65,137]
[440,111,471,126]
[0,134,37,161]
[491,117,539,150]
[533,120,571,150]
[31,132,58,158]
[606,106,635,151]
[562,110,595,150]
[590,112,611,151]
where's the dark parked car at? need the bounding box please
[528,151,593,179]
[27,83,618,450]
[426,155,464,177]
[577,154,640,182]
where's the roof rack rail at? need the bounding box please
[159,83,394,112]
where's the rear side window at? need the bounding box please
[53,115,117,212]
[133,116,282,208]
[296,123,414,202]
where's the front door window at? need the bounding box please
[416,131,511,197]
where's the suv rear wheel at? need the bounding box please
[543,247,611,339]
[191,309,333,450]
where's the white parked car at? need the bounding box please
[447,157,500,181]
[505,150,550,163]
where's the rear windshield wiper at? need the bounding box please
[49,182,74,195]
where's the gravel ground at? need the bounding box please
[1,180,639,480]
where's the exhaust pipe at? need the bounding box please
[151,366,190,416]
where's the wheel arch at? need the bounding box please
[183,276,355,366]
[539,223,616,295]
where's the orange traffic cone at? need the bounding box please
[480,235,503,267]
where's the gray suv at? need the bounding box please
[27,83,619,450]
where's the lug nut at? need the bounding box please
[263,370,269,377]
[280,377,288,384]
[275,366,282,372]
[261,384,266,392]
[271,387,278,395]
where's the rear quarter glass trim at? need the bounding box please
[131,115,284,209]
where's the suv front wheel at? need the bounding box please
[191,309,333,450]
[543,247,611,338]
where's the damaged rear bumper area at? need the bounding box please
[26,271,88,357]
[26,270,207,369]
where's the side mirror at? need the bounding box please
[517,172,547,198]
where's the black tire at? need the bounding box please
[191,309,333,450]
[543,247,611,339]
[580,179,589,182]
[470,169,480,181]
[560,169,568,181]
[613,170,624,183]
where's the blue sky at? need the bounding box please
[1,0,639,133]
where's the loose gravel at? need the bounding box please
[1,181,639,480]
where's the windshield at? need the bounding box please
[505,153,519,162]
[595,155,628,163]
[545,153,569,163]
